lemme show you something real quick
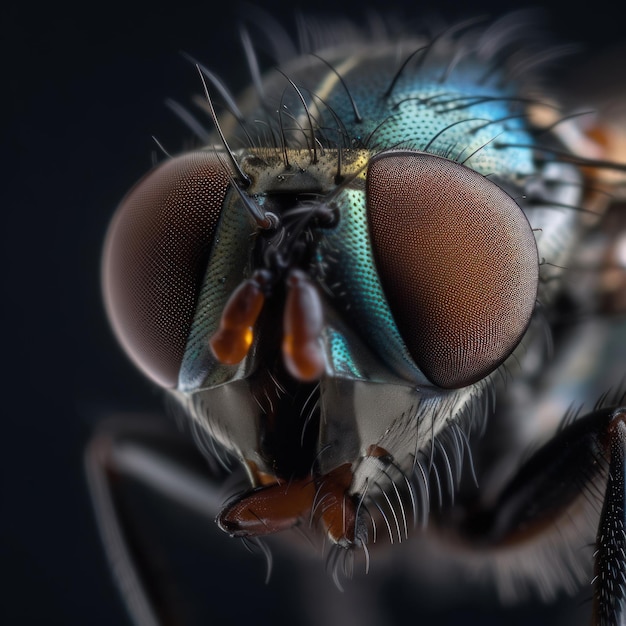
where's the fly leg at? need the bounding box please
[462,405,625,626]
[593,409,626,626]
[84,413,232,626]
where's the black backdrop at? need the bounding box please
[5,1,624,624]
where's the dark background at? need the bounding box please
[5,1,624,624]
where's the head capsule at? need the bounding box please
[102,30,550,554]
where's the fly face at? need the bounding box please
[99,15,626,620]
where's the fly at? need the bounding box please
[91,12,626,626]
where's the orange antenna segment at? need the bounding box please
[282,270,325,381]
[209,272,268,364]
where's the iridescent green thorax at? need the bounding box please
[228,39,538,183]
[314,47,535,179]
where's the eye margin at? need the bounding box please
[365,150,539,389]
[102,151,233,388]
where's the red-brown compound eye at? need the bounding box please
[366,151,539,389]
[102,152,232,388]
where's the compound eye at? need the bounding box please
[366,152,538,389]
[102,152,231,388]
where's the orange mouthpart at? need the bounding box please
[217,464,356,545]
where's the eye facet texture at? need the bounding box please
[366,152,538,389]
[102,152,231,388]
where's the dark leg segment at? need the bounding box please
[85,414,229,626]
[593,409,626,626]
[459,405,626,626]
